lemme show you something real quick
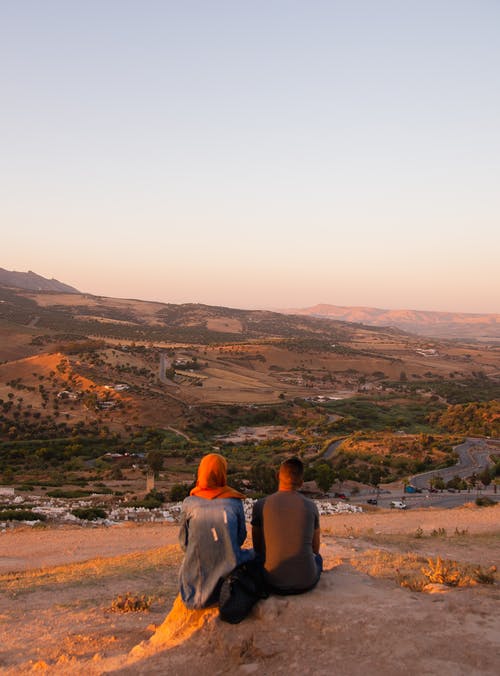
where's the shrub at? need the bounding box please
[71,507,107,521]
[47,489,93,498]
[110,592,152,613]
[0,509,46,521]
[475,496,496,507]
[473,565,497,584]
[127,489,165,509]
[397,574,426,592]
[430,527,447,537]
[421,557,461,586]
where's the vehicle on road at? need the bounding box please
[366,498,378,505]
[390,500,407,509]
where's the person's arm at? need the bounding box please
[312,527,320,554]
[312,503,320,554]
[252,524,264,556]
[251,499,265,556]
[236,500,247,546]
[178,511,189,552]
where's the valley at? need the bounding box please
[0,284,499,515]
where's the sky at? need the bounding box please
[1,1,499,314]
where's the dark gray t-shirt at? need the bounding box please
[252,491,320,591]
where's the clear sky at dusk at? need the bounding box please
[1,1,499,313]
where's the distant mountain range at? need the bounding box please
[281,304,500,341]
[0,268,79,294]
[1,268,498,341]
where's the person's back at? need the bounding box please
[178,454,254,609]
[252,458,321,594]
[179,495,252,608]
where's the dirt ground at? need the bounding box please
[0,505,498,675]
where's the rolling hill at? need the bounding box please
[1,283,499,423]
[281,303,500,341]
[1,282,499,497]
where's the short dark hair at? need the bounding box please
[279,457,304,487]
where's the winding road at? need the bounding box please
[410,437,498,489]
[323,437,347,460]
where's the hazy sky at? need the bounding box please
[2,1,499,313]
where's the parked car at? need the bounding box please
[367,498,378,505]
[334,493,347,499]
[390,500,407,509]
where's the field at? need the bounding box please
[0,505,498,674]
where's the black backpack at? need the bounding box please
[218,559,269,624]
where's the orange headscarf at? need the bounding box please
[190,453,245,500]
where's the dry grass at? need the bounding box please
[0,545,182,594]
[350,549,498,591]
[341,526,499,550]
[110,591,153,613]
[351,549,424,580]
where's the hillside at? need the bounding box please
[282,303,500,341]
[1,284,499,500]
[1,285,499,425]
[0,268,80,294]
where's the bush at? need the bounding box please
[71,507,107,521]
[47,489,93,498]
[475,496,496,507]
[473,565,497,584]
[127,489,165,509]
[430,527,447,537]
[421,557,461,586]
[0,509,46,521]
[110,592,152,613]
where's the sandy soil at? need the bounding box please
[0,506,498,675]
[0,523,178,574]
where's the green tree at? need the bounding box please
[431,475,445,491]
[169,483,191,502]
[479,467,491,488]
[315,463,335,493]
[147,451,164,477]
[250,463,277,495]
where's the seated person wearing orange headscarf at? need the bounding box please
[178,453,254,609]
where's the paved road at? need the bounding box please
[327,435,499,510]
[349,484,499,510]
[323,437,347,459]
[410,437,498,490]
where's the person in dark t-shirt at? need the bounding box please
[251,458,322,594]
